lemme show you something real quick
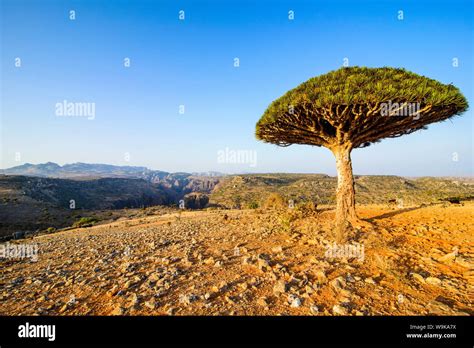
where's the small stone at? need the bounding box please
[242,256,252,265]
[455,257,472,268]
[145,298,156,309]
[314,271,327,285]
[59,304,68,313]
[364,277,376,284]
[273,279,287,295]
[37,296,46,302]
[438,252,457,263]
[161,257,170,265]
[330,276,346,290]
[127,293,139,308]
[179,294,198,305]
[214,261,223,268]
[425,277,442,286]
[257,297,268,307]
[239,282,248,291]
[288,294,302,308]
[310,305,319,315]
[225,296,236,304]
[107,285,119,297]
[332,304,349,315]
[148,273,160,282]
[111,306,124,315]
[410,273,425,284]
[272,246,283,253]
[204,257,215,265]
[257,258,270,272]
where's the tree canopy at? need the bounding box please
[256,67,468,150]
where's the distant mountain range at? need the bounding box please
[0,163,224,235]
[0,162,224,181]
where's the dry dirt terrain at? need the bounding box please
[1,202,473,316]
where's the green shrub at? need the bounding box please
[263,193,286,210]
[73,217,98,228]
[278,213,295,234]
[247,201,259,209]
[295,201,318,216]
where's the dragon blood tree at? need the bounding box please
[256,67,468,241]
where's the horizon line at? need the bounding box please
[0,161,473,179]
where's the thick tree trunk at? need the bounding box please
[333,146,357,242]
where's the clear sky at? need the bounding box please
[1,0,473,176]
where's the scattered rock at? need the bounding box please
[144,298,156,310]
[111,306,124,316]
[288,294,302,308]
[239,282,248,291]
[179,294,198,305]
[272,246,283,253]
[364,277,376,284]
[257,297,268,307]
[410,272,425,284]
[148,273,160,282]
[204,257,215,265]
[314,271,327,285]
[425,277,442,286]
[273,279,287,295]
[257,258,270,272]
[438,250,458,263]
[330,276,346,290]
[332,304,349,315]
[127,293,139,308]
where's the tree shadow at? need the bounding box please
[366,203,439,222]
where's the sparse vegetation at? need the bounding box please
[247,201,259,209]
[72,217,99,228]
[263,193,287,210]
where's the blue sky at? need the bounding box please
[1,0,473,176]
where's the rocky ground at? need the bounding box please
[0,202,472,316]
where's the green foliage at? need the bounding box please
[278,213,294,234]
[247,201,259,209]
[263,192,287,209]
[256,67,468,149]
[257,67,468,130]
[73,217,98,228]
